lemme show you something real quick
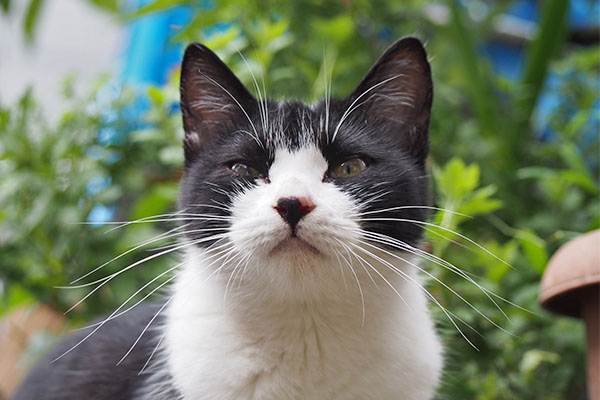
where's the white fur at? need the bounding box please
[165,146,443,399]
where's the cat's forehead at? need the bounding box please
[261,100,325,150]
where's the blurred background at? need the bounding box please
[0,0,598,398]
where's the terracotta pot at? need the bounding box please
[540,230,600,400]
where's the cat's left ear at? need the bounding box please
[179,43,256,161]
[347,37,433,164]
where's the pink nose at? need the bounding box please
[273,196,315,230]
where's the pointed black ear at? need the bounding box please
[180,43,256,159]
[347,37,433,164]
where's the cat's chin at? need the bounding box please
[269,236,321,257]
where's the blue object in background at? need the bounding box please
[481,0,599,145]
[121,0,193,86]
[87,1,195,224]
[87,204,117,226]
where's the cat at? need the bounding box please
[12,36,443,400]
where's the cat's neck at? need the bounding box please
[162,247,442,400]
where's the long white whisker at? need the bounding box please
[50,237,232,363]
[138,331,165,376]
[358,206,471,218]
[68,224,191,285]
[340,240,380,289]
[360,230,523,318]
[331,246,349,296]
[357,238,514,336]
[238,50,267,135]
[361,217,514,269]
[61,230,227,290]
[62,234,228,314]
[102,209,189,233]
[116,241,237,366]
[349,242,478,349]
[75,263,183,331]
[341,241,408,308]
[333,240,366,326]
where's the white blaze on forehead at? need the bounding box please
[269,147,328,196]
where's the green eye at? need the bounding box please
[231,163,265,180]
[331,157,368,178]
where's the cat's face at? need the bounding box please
[178,38,432,300]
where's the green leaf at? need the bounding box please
[147,86,165,105]
[159,146,184,166]
[1,284,36,315]
[518,229,548,274]
[558,143,588,174]
[482,239,518,282]
[447,1,499,137]
[459,185,503,217]
[520,349,559,376]
[88,0,119,13]
[23,0,44,44]
[0,0,10,13]
[312,15,354,43]
[520,0,569,120]
[434,157,480,201]
[557,170,597,194]
[517,166,556,181]
[131,183,179,220]
[131,0,187,18]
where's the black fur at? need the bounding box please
[11,304,179,400]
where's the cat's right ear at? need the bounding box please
[180,43,256,159]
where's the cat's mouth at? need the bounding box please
[270,236,321,256]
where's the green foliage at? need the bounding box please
[0,80,182,321]
[1,1,598,398]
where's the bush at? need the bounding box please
[1,1,597,398]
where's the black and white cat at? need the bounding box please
[13,37,443,400]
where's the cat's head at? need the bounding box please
[178,37,432,301]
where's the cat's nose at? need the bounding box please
[274,197,315,231]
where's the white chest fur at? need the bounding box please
[164,249,443,400]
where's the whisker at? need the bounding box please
[331,75,403,143]
[138,331,165,376]
[116,241,237,366]
[349,242,478,349]
[49,240,229,364]
[333,240,366,326]
[342,241,408,308]
[62,233,228,314]
[64,238,232,365]
[67,224,192,285]
[356,238,513,336]
[361,217,514,269]
[104,209,189,233]
[331,246,349,296]
[360,230,522,318]
[199,73,263,148]
[358,206,471,218]
[74,263,183,331]
[238,50,267,135]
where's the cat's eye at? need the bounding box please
[231,163,265,180]
[331,157,368,178]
